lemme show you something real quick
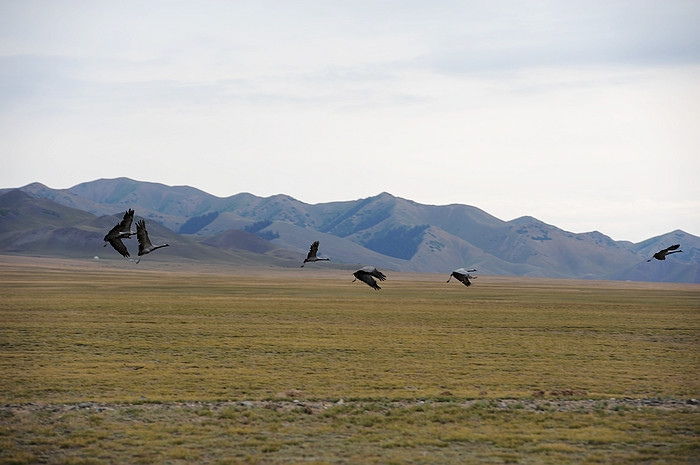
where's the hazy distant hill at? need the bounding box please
[2,178,699,282]
[0,189,300,267]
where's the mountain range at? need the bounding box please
[1,178,698,283]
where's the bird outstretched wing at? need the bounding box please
[353,267,386,290]
[356,272,381,290]
[103,209,135,257]
[369,268,386,281]
[136,219,153,255]
[448,268,477,286]
[648,243,683,261]
[104,222,122,242]
[451,271,469,285]
[457,273,472,286]
[306,241,320,260]
[119,209,135,233]
[107,237,130,258]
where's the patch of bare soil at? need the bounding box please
[3,397,698,416]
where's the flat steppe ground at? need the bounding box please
[1,255,698,464]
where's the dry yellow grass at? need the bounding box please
[0,255,698,464]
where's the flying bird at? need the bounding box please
[352,266,386,290]
[647,244,682,262]
[135,219,170,263]
[446,268,477,286]
[301,241,330,267]
[103,209,135,258]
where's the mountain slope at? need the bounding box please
[4,179,699,282]
[0,189,299,267]
[0,189,97,233]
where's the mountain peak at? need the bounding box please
[21,182,50,190]
[509,215,547,226]
[364,192,396,201]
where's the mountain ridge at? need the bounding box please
[1,178,698,283]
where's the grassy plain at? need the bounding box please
[0,256,698,464]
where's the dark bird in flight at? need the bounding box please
[135,219,170,263]
[301,241,330,267]
[446,268,478,286]
[647,244,682,262]
[103,209,135,258]
[352,266,386,290]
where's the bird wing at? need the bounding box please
[450,269,475,286]
[120,209,135,232]
[663,244,681,252]
[355,271,381,290]
[103,209,135,241]
[449,271,468,285]
[107,237,130,258]
[370,268,386,281]
[103,222,122,241]
[136,219,153,255]
[306,241,320,260]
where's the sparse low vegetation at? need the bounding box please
[1,256,698,464]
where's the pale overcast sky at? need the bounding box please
[1,0,699,242]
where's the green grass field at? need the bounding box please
[1,256,698,464]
